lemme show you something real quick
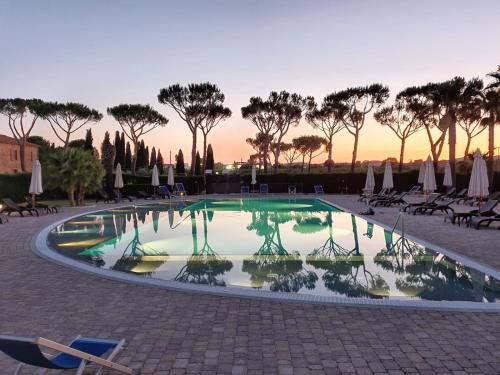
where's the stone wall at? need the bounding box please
[0,142,39,173]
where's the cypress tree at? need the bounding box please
[145,146,150,169]
[84,128,93,151]
[100,131,116,193]
[206,144,214,171]
[125,141,132,170]
[194,151,201,175]
[156,149,164,174]
[113,131,121,167]
[150,146,157,168]
[136,140,145,169]
[119,132,126,166]
[176,149,185,174]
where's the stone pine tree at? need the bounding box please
[200,104,231,172]
[107,104,168,174]
[84,128,93,151]
[43,102,102,147]
[0,98,47,172]
[205,144,215,171]
[150,146,157,168]
[157,149,164,174]
[125,141,132,171]
[158,83,227,174]
[100,131,116,193]
[194,151,202,175]
[325,84,389,172]
[176,149,185,174]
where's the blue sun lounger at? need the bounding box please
[175,183,187,196]
[313,185,325,194]
[159,185,176,199]
[259,184,269,194]
[241,185,250,194]
[0,335,131,375]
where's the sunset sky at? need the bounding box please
[1,0,499,164]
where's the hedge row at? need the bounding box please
[1,172,499,203]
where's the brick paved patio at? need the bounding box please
[0,196,499,374]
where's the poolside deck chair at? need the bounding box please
[369,190,397,205]
[445,199,499,225]
[453,188,469,204]
[175,183,187,196]
[259,184,269,194]
[408,185,421,195]
[24,196,60,214]
[402,193,440,213]
[288,185,297,195]
[360,187,389,202]
[313,185,324,194]
[137,190,157,200]
[240,185,250,194]
[469,214,500,230]
[96,190,114,204]
[0,198,39,217]
[159,185,176,199]
[373,191,408,207]
[0,335,132,375]
[113,190,136,202]
[413,198,455,215]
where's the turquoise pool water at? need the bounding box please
[47,198,499,302]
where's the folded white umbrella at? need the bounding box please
[29,160,43,206]
[417,161,426,184]
[114,163,124,189]
[251,165,257,185]
[423,155,436,193]
[167,166,175,186]
[382,160,393,189]
[151,165,160,187]
[443,161,453,187]
[364,163,375,193]
[467,149,489,199]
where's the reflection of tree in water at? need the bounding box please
[374,229,427,274]
[307,214,389,298]
[395,253,497,302]
[112,210,168,276]
[242,209,317,292]
[175,207,233,286]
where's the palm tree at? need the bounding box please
[481,69,500,184]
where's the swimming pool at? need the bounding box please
[45,198,499,304]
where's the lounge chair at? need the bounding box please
[288,185,297,195]
[460,191,500,206]
[360,187,389,202]
[408,186,421,195]
[373,191,408,207]
[445,199,499,226]
[137,190,157,200]
[159,185,176,199]
[438,186,456,200]
[0,198,39,217]
[412,198,455,215]
[259,184,269,194]
[402,193,440,213]
[453,188,470,204]
[469,214,500,230]
[0,335,131,375]
[113,190,136,202]
[241,185,250,194]
[175,183,187,196]
[96,190,115,203]
[313,185,324,194]
[24,196,60,214]
[369,190,397,205]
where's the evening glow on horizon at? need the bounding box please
[1,0,499,164]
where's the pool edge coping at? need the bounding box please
[31,196,500,313]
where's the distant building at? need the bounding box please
[0,134,39,174]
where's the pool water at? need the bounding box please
[47,198,500,302]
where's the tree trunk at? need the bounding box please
[273,143,282,173]
[301,154,306,172]
[464,134,471,159]
[64,131,71,148]
[67,188,75,207]
[350,130,359,173]
[19,141,27,172]
[327,135,333,172]
[263,140,269,174]
[190,129,197,175]
[398,138,405,173]
[132,141,138,175]
[448,112,457,187]
[487,112,495,187]
[308,152,312,172]
[202,133,208,173]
